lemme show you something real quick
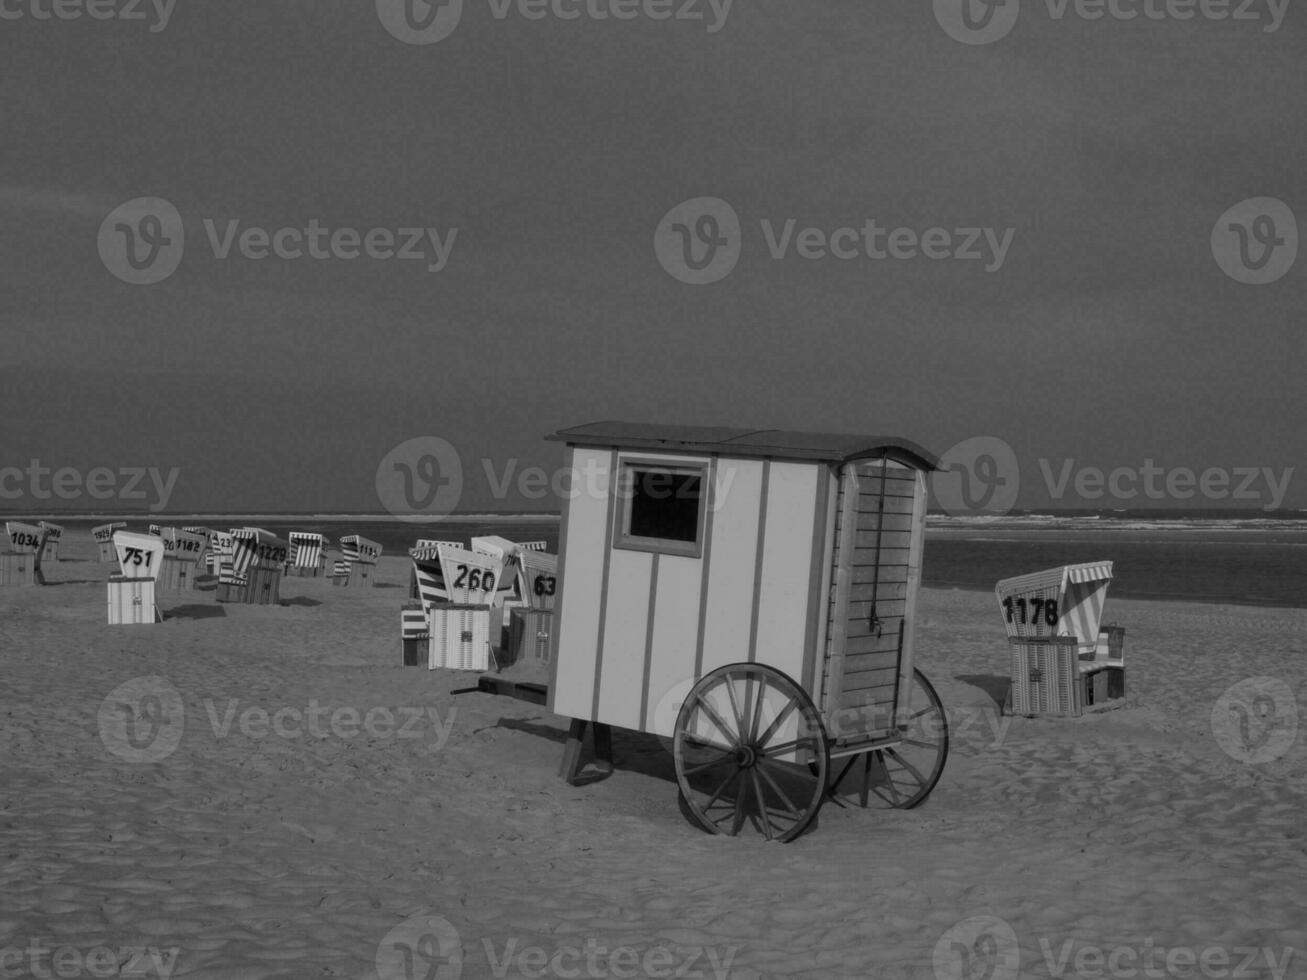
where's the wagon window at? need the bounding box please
[614,461,707,558]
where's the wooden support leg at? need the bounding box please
[825,755,858,808]
[559,719,615,784]
[592,722,614,775]
[860,751,874,809]
[559,719,588,783]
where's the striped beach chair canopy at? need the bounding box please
[341,534,382,564]
[287,531,327,568]
[409,542,457,612]
[210,531,235,575]
[231,527,288,573]
[228,529,260,577]
[415,538,461,551]
[516,540,549,552]
[401,602,428,640]
[37,520,64,540]
[408,540,457,599]
[995,561,1114,648]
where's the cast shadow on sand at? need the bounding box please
[163,604,228,620]
[955,673,1011,709]
[491,717,678,785]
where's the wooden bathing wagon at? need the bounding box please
[544,421,950,841]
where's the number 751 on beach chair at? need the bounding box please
[108,530,165,624]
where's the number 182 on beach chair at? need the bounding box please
[996,561,1125,717]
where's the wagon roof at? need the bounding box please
[548,421,939,469]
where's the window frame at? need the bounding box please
[611,454,711,559]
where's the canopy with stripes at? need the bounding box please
[995,560,1114,648]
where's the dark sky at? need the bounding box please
[2,0,1304,514]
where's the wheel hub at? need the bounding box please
[733,744,758,768]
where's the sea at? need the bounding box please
[12,510,1307,609]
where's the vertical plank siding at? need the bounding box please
[827,459,929,743]
[550,440,932,746]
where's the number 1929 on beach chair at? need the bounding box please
[93,522,128,563]
[544,422,951,842]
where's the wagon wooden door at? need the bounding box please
[823,457,928,746]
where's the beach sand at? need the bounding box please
[2,539,1305,979]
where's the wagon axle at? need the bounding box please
[732,744,759,768]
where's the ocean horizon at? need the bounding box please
[11,511,1306,609]
[7,508,1307,524]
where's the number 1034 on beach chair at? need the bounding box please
[543,421,951,842]
[3,522,49,587]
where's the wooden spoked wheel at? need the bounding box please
[864,669,949,809]
[673,664,829,842]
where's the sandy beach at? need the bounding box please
[2,538,1304,980]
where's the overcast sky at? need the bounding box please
[2,0,1304,515]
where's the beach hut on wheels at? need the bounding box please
[544,421,950,841]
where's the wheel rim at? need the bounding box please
[673,663,828,842]
[865,668,949,809]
